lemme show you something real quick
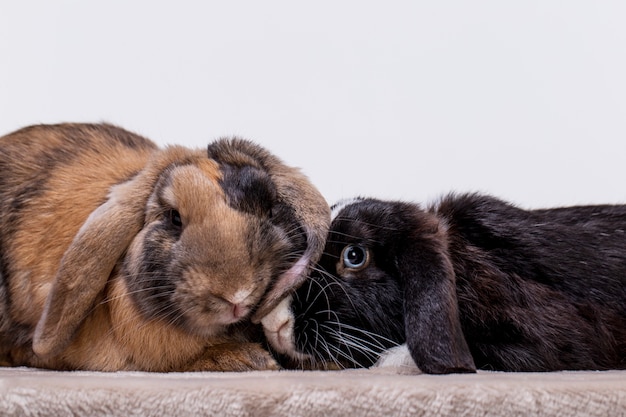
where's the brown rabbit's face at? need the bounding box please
[123,159,293,337]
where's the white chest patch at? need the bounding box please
[374,344,422,374]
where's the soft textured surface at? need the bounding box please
[2,367,626,416]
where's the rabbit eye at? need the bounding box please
[167,209,183,228]
[341,244,369,270]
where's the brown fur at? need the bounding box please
[0,123,329,371]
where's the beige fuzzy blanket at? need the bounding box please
[0,368,626,417]
[1,366,625,416]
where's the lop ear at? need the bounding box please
[399,212,476,374]
[206,138,330,322]
[32,147,191,358]
[247,151,330,321]
[252,226,325,322]
[32,178,147,358]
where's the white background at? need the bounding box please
[2,1,625,208]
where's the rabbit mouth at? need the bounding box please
[179,309,248,337]
[283,274,403,369]
[159,287,258,338]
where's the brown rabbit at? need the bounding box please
[0,123,329,371]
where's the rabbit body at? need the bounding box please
[262,194,626,374]
[0,123,329,371]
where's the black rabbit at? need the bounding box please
[261,193,626,374]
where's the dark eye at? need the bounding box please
[341,244,369,270]
[167,209,183,228]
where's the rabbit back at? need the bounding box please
[437,194,626,370]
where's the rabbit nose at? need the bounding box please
[231,303,249,319]
[265,316,290,337]
[260,296,297,354]
[263,319,291,354]
[227,289,253,319]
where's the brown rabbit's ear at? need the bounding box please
[32,147,193,358]
[249,151,330,321]
[251,231,320,322]
[206,138,330,322]
[399,212,476,374]
[260,170,330,316]
[32,178,148,358]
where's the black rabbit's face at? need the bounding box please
[262,199,408,369]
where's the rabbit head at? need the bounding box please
[262,198,475,374]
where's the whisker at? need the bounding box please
[303,270,362,320]
[297,278,332,316]
[329,330,386,360]
[99,285,175,305]
[321,324,384,359]
[325,321,401,348]
[326,341,368,369]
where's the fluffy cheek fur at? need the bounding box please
[286,257,405,368]
[122,224,179,327]
[122,213,285,338]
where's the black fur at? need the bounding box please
[280,194,626,374]
[219,164,276,217]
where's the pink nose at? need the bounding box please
[232,303,249,320]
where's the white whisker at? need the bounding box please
[325,321,401,348]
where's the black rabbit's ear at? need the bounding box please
[398,211,476,374]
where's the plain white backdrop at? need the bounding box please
[2,1,625,208]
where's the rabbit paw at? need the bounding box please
[188,342,280,372]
